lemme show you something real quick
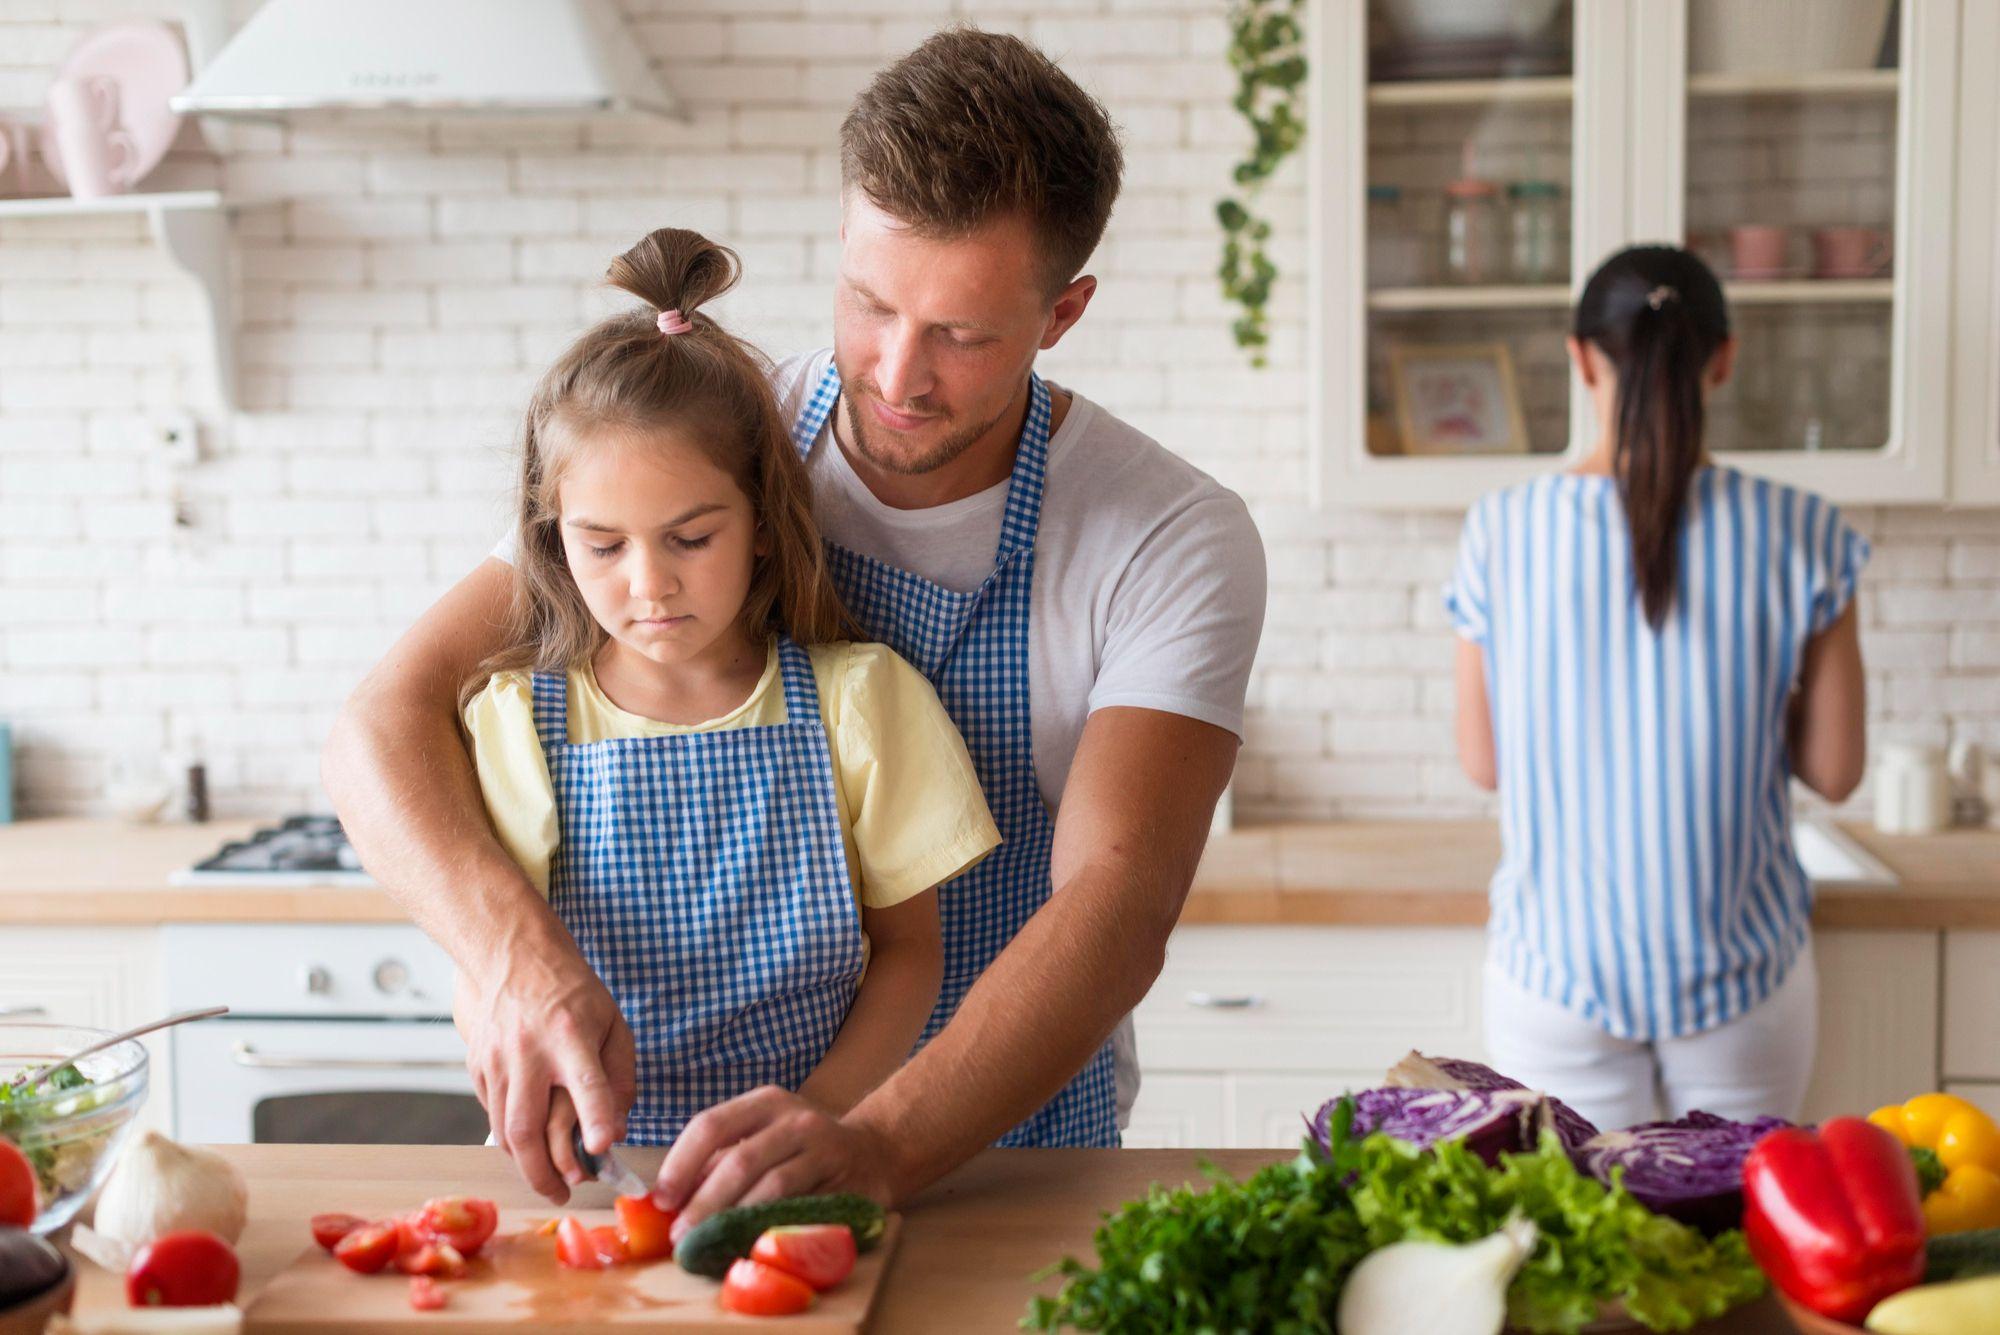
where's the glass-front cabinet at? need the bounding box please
[1313,0,1977,507]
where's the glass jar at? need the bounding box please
[1443,177,1504,285]
[1367,183,1425,288]
[1507,179,1563,284]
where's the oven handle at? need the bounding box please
[230,1042,466,1072]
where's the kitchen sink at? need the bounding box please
[1793,817,1898,890]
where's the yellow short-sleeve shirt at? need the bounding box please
[461,640,1000,910]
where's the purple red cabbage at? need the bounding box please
[1384,1050,1601,1150]
[1312,1086,1548,1167]
[1571,1110,1793,1235]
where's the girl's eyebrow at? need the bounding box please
[565,501,728,533]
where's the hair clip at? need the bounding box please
[657,309,694,336]
[1646,285,1679,311]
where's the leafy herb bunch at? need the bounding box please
[1218,0,1306,367]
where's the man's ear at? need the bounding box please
[1041,274,1098,351]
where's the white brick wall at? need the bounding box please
[3,1,1998,822]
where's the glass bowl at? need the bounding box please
[0,1024,148,1235]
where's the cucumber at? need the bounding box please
[1925,1228,2000,1284]
[673,1193,887,1278]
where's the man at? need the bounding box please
[321,28,1265,1231]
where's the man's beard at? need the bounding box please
[841,381,1010,478]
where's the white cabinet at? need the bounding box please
[1801,930,1940,1122]
[0,928,172,1137]
[1943,931,2000,1081]
[1312,0,1981,507]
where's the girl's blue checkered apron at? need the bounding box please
[790,365,1119,1147]
[532,636,865,1145]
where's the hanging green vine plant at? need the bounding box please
[1218,0,1306,367]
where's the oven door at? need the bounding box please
[173,1018,486,1145]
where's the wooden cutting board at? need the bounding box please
[243,1210,901,1332]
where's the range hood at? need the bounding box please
[170,0,680,118]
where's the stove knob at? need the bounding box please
[303,965,332,996]
[373,958,409,995]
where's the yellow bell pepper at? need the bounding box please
[1865,1274,2000,1334]
[1870,1095,2000,1234]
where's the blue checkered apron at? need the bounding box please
[532,636,865,1145]
[790,365,1119,1147]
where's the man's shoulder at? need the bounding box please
[770,347,833,418]
[1043,390,1255,544]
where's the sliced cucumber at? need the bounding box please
[674,1193,886,1279]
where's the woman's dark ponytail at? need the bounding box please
[1574,245,1730,628]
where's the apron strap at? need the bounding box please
[528,671,569,753]
[772,635,823,726]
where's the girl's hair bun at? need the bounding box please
[606,228,742,325]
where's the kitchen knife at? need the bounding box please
[569,1123,652,1199]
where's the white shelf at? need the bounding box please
[0,189,223,218]
[0,189,255,410]
[1725,279,1895,304]
[1367,76,1572,108]
[1688,68,1899,99]
[1367,284,1570,312]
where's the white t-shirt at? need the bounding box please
[493,347,1269,1123]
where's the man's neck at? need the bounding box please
[833,382,1072,512]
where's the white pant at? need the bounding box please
[1480,941,1818,1132]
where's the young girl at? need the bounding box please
[1445,245,1869,1131]
[461,228,999,1152]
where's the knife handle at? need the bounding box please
[568,1121,604,1182]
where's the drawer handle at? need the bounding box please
[1185,991,1264,1010]
[230,1042,465,1072]
[0,1006,49,1019]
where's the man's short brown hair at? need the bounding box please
[840,27,1124,297]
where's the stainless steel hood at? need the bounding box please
[169,0,681,118]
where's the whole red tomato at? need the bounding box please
[0,1137,34,1228]
[126,1229,240,1307]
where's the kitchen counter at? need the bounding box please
[64,1143,1790,1332]
[3,816,1996,930]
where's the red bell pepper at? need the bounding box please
[1742,1116,1927,1323]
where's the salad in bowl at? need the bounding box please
[0,1024,148,1234]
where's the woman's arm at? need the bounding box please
[798,890,943,1115]
[1455,638,1498,791]
[1790,599,1867,802]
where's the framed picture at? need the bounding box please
[1387,341,1530,455]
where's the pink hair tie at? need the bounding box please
[656,308,694,337]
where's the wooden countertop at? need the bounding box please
[3,816,1996,930]
[64,1143,1789,1333]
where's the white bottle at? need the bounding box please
[1874,743,1950,835]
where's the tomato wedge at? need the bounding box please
[310,1212,366,1252]
[395,1241,468,1279]
[333,1221,401,1275]
[751,1225,857,1291]
[126,1229,241,1307]
[406,1196,499,1257]
[614,1194,677,1262]
[407,1275,447,1312]
[719,1258,816,1316]
[555,1216,601,1271]
[588,1225,630,1267]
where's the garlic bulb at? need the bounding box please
[91,1131,248,1256]
[1336,1215,1539,1335]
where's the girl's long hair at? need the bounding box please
[464,229,856,708]
[1573,244,1731,628]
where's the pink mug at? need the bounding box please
[1812,226,1892,279]
[1729,225,1791,278]
[45,74,134,200]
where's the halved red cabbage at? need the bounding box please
[1314,1086,1549,1166]
[1572,1110,1792,1235]
[1384,1051,1601,1150]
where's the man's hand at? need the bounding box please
[455,947,637,1204]
[652,1087,900,1240]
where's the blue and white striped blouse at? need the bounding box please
[1444,466,1870,1042]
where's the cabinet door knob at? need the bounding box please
[1185,991,1263,1010]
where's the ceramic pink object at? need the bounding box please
[1812,226,1892,279]
[37,20,188,199]
[1729,224,1792,279]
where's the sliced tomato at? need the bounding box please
[407,1196,499,1257]
[125,1229,241,1307]
[554,1216,601,1271]
[751,1225,857,1291]
[407,1275,447,1312]
[0,1137,34,1228]
[588,1225,630,1267]
[310,1212,366,1252]
[614,1194,677,1262]
[395,1242,468,1279]
[333,1221,401,1275]
[718,1258,816,1317]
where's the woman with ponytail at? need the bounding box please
[457,229,997,1164]
[1444,245,1869,1129]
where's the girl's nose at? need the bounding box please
[629,552,679,602]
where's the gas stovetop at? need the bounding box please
[169,814,376,886]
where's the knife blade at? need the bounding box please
[568,1123,651,1198]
